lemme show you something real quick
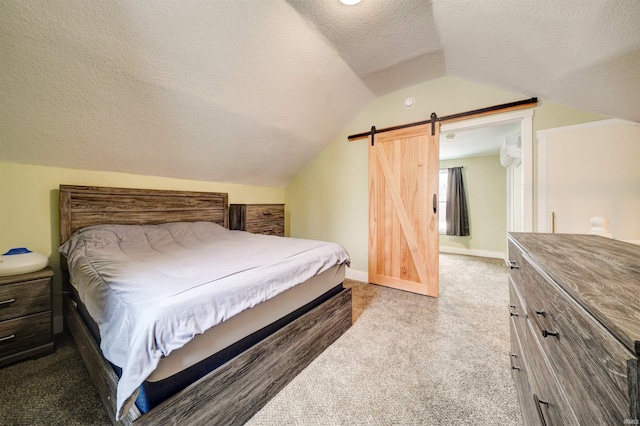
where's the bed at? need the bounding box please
[58,185,353,425]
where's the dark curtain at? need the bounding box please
[446,167,470,236]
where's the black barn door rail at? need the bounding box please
[348,97,538,142]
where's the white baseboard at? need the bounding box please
[345,268,368,283]
[54,315,64,334]
[346,249,504,284]
[439,246,505,260]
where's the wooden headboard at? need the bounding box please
[59,185,229,244]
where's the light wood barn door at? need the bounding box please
[368,124,439,297]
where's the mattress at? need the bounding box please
[71,263,345,413]
[59,221,351,419]
[148,262,345,381]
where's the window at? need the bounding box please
[438,169,448,234]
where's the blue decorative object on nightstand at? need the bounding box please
[0,247,48,276]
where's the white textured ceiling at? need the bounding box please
[440,121,521,161]
[1,0,639,187]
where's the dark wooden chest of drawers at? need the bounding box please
[229,204,284,236]
[508,233,640,425]
[0,267,54,367]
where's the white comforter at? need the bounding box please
[59,222,350,420]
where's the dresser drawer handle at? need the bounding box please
[509,353,521,370]
[534,394,550,426]
[0,334,16,343]
[0,298,16,306]
[533,310,559,338]
[262,212,272,216]
[509,261,519,270]
[508,304,519,317]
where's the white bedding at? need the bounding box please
[59,222,350,420]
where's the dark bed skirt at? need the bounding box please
[70,283,344,413]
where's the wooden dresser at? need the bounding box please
[229,204,285,236]
[508,233,640,425]
[0,267,54,367]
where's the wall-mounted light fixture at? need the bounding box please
[340,0,361,5]
[404,97,415,108]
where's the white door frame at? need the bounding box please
[440,109,535,236]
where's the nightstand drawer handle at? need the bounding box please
[0,298,16,306]
[0,334,16,343]
[262,212,272,216]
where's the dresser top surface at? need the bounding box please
[509,233,640,354]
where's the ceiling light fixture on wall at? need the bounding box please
[340,0,361,5]
[404,97,415,108]
[445,133,456,141]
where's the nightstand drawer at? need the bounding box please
[246,222,284,236]
[0,278,51,322]
[230,204,285,236]
[245,205,284,223]
[0,311,51,359]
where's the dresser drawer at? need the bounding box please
[0,278,51,322]
[509,319,539,425]
[509,277,527,335]
[245,205,284,223]
[518,314,578,425]
[0,311,51,359]
[510,243,632,424]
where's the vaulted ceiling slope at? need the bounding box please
[1,1,639,187]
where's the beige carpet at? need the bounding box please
[0,253,521,425]
[247,254,522,425]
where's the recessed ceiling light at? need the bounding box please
[340,0,361,5]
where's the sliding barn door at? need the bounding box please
[369,124,439,297]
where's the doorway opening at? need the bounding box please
[438,109,534,262]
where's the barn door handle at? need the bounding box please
[433,194,437,214]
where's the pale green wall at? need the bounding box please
[0,162,284,319]
[285,77,606,274]
[439,155,506,254]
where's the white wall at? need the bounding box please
[537,119,640,240]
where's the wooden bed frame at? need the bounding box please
[59,185,352,425]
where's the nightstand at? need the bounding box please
[0,267,54,367]
[229,204,285,236]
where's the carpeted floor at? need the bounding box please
[0,332,110,425]
[0,254,522,425]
